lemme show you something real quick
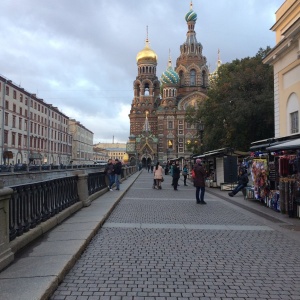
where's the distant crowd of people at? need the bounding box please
[150,159,207,204]
[104,158,248,204]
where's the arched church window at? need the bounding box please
[202,70,206,87]
[144,83,150,96]
[190,69,196,86]
[191,44,194,52]
[179,70,184,86]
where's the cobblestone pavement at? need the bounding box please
[51,171,300,300]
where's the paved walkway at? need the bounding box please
[1,170,300,300]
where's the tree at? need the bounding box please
[185,48,274,152]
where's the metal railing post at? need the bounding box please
[0,180,14,271]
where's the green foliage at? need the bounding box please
[185,47,274,152]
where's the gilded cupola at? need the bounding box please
[136,27,158,63]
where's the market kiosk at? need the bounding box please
[195,148,249,189]
[249,135,300,218]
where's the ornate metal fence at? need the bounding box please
[87,172,107,195]
[9,176,79,241]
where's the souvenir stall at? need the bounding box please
[266,139,300,218]
[250,158,269,199]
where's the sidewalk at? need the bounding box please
[1,170,300,300]
[0,172,141,300]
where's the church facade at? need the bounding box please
[126,3,209,167]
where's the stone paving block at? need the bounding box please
[47,172,300,300]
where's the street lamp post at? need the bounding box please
[145,150,148,168]
[198,121,205,154]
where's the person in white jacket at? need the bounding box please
[153,162,164,189]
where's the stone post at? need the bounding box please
[77,174,90,207]
[0,180,14,271]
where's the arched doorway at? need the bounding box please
[141,155,152,169]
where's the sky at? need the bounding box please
[0,0,283,144]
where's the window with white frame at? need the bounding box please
[290,111,299,134]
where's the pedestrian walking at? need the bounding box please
[193,158,207,204]
[165,162,169,175]
[173,161,180,191]
[170,162,174,186]
[153,162,163,189]
[114,158,122,190]
[182,164,188,186]
[104,159,115,191]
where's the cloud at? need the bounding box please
[0,0,282,143]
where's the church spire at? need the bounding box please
[143,111,151,132]
[217,48,222,68]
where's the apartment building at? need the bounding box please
[68,119,94,165]
[0,76,72,165]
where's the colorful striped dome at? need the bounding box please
[160,58,179,85]
[185,2,197,22]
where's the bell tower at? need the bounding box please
[129,27,160,137]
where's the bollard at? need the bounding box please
[77,174,90,207]
[0,180,14,271]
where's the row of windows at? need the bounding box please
[1,82,68,124]
[3,131,71,153]
[5,114,71,142]
[159,122,193,130]
[5,100,68,130]
[178,69,207,86]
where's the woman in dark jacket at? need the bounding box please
[193,158,207,204]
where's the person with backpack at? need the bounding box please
[228,168,249,197]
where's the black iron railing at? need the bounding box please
[88,172,107,195]
[9,176,79,241]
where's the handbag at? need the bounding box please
[161,177,164,182]
[182,171,187,176]
[191,169,196,179]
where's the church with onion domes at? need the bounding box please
[126,2,210,167]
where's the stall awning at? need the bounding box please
[266,138,300,151]
[3,151,13,159]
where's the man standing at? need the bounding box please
[105,159,114,191]
[172,161,181,191]
[193,158,207,204]
[114,158,122,191]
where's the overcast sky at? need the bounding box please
[0,0,282,144]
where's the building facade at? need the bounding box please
[68,119,94,165]
[94,142,127,162]
[263,0,300,138]
[0,76,72,165]
[127,3,209,166]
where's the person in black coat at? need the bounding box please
[172,161,181,191]
[193,159,207,204]
[228,168,249,197]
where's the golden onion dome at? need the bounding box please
[136,39,158,63]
